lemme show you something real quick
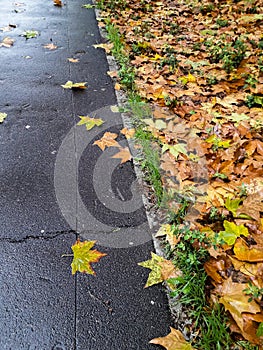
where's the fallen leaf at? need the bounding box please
[0,25,15,32]
[82,4,95,8]
[219,220,249,246]
[225,197,242,216]
[67,58,79,63]
[53,0,62,6]
[71,240,106,275]
[110,105,119,113]
[112,147,132,164]
[150,327,196,350]
[93,131,119,151]
[155,224,180,248]
[21,30,39,39]
[138,252,179,288]
[77,116,104,130]
[93,43,113,53]
[114,82,121,90]
[0,112,8,123]
[234,238,263,263]
[43,43,57,50]
[0,37,14,47]
[120,127,135,139]
[219,278,260,332]
[61,81,87,89]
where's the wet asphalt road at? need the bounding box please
[0,1,171,349]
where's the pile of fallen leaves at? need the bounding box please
[97,0,263,348]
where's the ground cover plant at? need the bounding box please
[93,0,263,348]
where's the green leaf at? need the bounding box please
[225,197,242,216]
[0,112,7,123]
[219,220,249,246]
[82,4,95,8]
[22,30,39,39]
[256,322,263,337]
[77,116,104,130]
[71,240,106,275]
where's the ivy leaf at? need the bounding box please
[219,220,249,246]
[21,30,39,39]
[225,197,242,216]
[61,81,87,89]
[77,116,104,130]
[0,112,7,123]
[71,240,106,275]
[150,327,196,350]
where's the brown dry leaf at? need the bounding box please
[43,43,57,50]
[111,147,132,164]
[234,238,263,263]
[93,132,119,151]
[218,278,260,332]
[107,70,118,78]
[120,127,135,139]
[0,37,14,48]
[68,58,79,63]
[53,0,62,6]
[93,43,113,53]
[204,258,225,284]
[150,327,196,350]
[114,82,121,90]
[237,193,263,222]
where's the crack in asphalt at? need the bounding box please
[0,230,77,244]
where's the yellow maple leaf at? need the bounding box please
[71,240,106,275]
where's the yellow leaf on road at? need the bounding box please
[71,240,106,275]
[61,81,87,89]
[77,116,104,131]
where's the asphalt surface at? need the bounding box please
[0,1,171,349]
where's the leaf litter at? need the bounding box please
[96,0,263,347]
